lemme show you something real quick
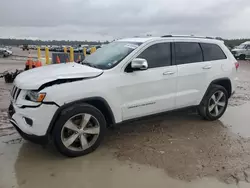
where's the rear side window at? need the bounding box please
[246,45,250,49]
[175,42,203,65]
[200,43,227,61]
[137,43,171,68]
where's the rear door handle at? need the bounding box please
[202,65,212,69]
[163,71,175,75]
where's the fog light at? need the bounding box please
[23,117,33,126]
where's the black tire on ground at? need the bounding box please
[198,84,228,121]
[52,103,106,157]
[239,54,246,60]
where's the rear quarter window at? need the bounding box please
[200,43,227,61]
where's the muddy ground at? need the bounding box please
[1,56,250,188]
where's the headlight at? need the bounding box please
[26,91,46,102]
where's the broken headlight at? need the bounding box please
[26,91,46,102]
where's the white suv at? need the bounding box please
[9,36,238,157]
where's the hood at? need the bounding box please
[14,62,103,90]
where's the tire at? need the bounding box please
[198,84,228,121]
[52,103,106,157]
[239,54,246,60]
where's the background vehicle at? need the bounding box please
[40,45,46,51]
[0,48,13,57]
[231,41,250,60]
[9,36,237,157]
[29,45,36,50]
[22,44,29,51]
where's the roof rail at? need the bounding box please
[161,35,223,40]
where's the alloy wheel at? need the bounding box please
[61,113,100,151]
[208,91,226,117]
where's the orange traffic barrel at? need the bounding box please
[36,60,42,67]
[56,55,61,64]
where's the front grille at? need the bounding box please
[8,103,15,118]
[11,86,21,101]
[231,51,236,55]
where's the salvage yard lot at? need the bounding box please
[1,54,250,187]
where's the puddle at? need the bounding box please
[221,102,250,138]
[0,140,248,188]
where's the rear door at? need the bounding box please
[174,41,211,108]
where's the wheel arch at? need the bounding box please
[201,77,232,104]
[47,97,115,135]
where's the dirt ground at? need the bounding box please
[1,55,250,188]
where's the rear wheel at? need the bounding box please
[52,104,106,157]
[198,85,228,121]
[239,54,246,60]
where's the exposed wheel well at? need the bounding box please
[211,78,232,98]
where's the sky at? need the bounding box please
[0,0,250,41]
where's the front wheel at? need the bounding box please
[198,85,228,121]
[52,104,106,157]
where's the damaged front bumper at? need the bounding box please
[8,102,59,144]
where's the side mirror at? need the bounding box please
[131,58,148,70]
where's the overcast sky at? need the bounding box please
[0,0,250,41]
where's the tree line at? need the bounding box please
[0,38,249,48]
[0,38,109,46]
[223,39,250,48]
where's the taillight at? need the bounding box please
[235,61,239,70]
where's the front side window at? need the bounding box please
[200,43,227,61]
[82,41,142,70]
[137,43,171,68]
[175,42,203,65]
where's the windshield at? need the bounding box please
[82,41,142,69]
[236,44,247,49]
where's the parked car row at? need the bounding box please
[21,44,103,54]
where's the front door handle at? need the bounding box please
[163,71,175,75]
[202,65,212,69]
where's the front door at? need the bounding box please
[119,42,177,121]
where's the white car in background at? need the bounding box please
[9,35,238,157]
[231,41,250,60]
[0,47,13,57]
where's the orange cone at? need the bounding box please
[56,55,61,64]
[36,60,42,67]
